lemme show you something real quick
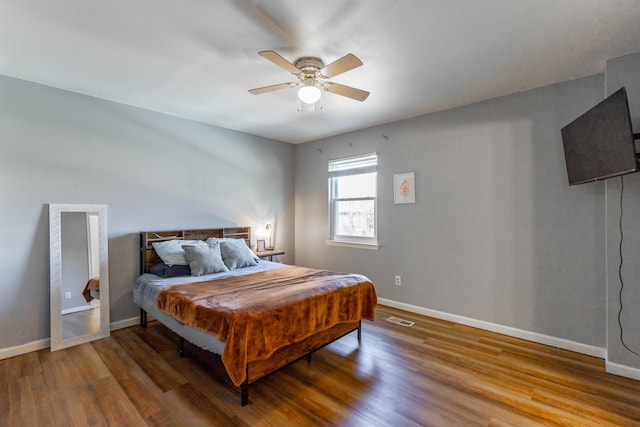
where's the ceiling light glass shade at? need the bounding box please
[298,85,322,104]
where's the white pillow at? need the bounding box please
[152,239,208,266]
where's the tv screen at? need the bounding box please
[561,87,637,185]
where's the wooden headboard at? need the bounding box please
[139,227,251,274]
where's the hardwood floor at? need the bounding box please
[3,305,640,426]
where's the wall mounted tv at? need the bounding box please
[561,87,639,186]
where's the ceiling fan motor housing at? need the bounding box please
[294,57,324,77]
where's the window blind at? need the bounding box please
[328,153,377,177]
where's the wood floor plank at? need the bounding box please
[91,375,148,426]
[111,327,188,392]
[2,305,640,426]
[0,350,40,383]
[417,329,640,419]
[36,351,78,426]
[91,336,174,419]
[27,361,72,427]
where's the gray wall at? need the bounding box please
[295,74,607,348]
[0,75,294,349]
[606,52,640,369]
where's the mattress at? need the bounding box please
[133,260,286,355]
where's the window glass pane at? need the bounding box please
[335,172,376,199]
[328,153,378,244]
[336,200,375,237]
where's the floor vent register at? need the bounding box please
[385,316,415,327]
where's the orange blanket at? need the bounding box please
[157,265,377,386]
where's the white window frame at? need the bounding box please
[327,153,379,249]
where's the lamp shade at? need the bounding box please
[265,224,273,250]
[298,85,322,104]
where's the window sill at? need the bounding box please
[325,240,380,250]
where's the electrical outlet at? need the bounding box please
[65,292,71,299]
[395,276,401,286]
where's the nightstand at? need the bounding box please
[256,249,284,261]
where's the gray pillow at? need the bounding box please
[219,238,258,270]
[182,242,229,276]
[152,239,208,266]
[206,237,260,262]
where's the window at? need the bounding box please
[328,153,378,248]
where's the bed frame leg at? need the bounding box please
[357,320,362,343]
[179,337,185,358]
[241,366,249,406]
[140,308,147,328]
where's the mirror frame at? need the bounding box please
[49,203,110,351]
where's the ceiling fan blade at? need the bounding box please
[318,54,363,79]
[324,82,370,102]
[248,82,297,95]
[259,50,302,75]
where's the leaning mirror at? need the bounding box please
[49,204,110,351]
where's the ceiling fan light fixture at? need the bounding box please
[249,50,368,105]
[298,79,322,104]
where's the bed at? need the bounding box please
[134,227,377,405]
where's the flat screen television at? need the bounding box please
[561,87,638,185]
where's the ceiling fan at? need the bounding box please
[248,50,370,104]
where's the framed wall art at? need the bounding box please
[393,172,415,204]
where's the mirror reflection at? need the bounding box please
[60,211,101,338]
[50,204,110,351]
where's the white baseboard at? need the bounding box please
[1,316,141,360]
[110,316,140,331]
[61,304,92,315]
[606,360,640,381]
[377,298,607,359]
[0,338,50,360]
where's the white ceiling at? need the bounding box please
[2,0,640,144]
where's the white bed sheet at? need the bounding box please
[133,261,286,355]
